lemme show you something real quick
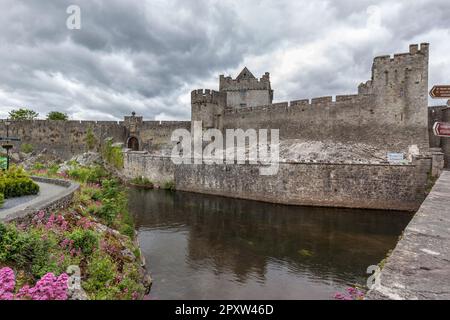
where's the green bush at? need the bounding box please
[0,224,59,278]
[9,108,39,120]
[48,164,60,175]
[68,228,99,256]
[102,138,124,169]
[0,167,40,199]
[67,167,91,182]
[0,223,18,262]
[32,162,45,170]
[163,180,176,191]
[86,166,108,184]
[20,143,34,154]
[131,176,154,188]
[83,254,117,294]
[47,111,68,121]
[67,166,108,184]
[0,193,4,208]
[100,179,120,199]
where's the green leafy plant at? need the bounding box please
[0,224,60,278]
[0,193,4,208]
[48,164,60,175]
[20,143,33,154]
[32,162,45,170]
[102,138,124,169]
[131,176,154,188]
[0,166,40,198]
[8,108,39,120]
[85,127,97,151]
[47,111,68,121]
[86,166,108,184]
[68,228,99,256]
[163,180,176,191]
[83,254,117,295]
[0,175,146,301]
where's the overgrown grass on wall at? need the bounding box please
[20,143,34,154]
[85,127,97,151]
[102,138,124,170]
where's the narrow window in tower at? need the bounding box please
[384,71,389,86]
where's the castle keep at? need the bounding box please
[1,43,447,210]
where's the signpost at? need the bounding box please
[429,85,450,99]
[0,137,21,142]
[433,122,450,137]
[430,85,450,138]
[1,119,21,170]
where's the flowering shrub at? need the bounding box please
[334,287,365,300]
[17,272,69,300]
[68,228,98,255]
[1,166,146,300]
[0,267,68,300]
[0,267,15,300]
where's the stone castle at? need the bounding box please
[1,43,445,160]
[1,43,449,211]
[192,43,431,153]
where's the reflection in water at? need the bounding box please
[129,189,413,300]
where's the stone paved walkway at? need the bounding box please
[367,170,450,300]
[0,182,67,221]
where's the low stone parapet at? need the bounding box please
[367,171,450,299]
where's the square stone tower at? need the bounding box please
[219,67,273,109]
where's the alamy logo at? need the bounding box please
[171,121,280,175]
[66,265,81,290]
[66,5,81,30]
[366,265,381,290]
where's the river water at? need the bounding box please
[128,189,413,300]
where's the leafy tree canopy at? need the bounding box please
[8,108,39,120]
[47,111,68,121]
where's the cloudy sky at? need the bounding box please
[0,0,449,121]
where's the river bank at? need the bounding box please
[0,163,151,300]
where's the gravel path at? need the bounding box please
[0,182,67,220]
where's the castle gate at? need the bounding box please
[127,136,139,151]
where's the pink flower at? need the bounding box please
[334,287,365,300]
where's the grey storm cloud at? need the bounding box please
[0,0,449,121]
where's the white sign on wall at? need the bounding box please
[387,153,405,164]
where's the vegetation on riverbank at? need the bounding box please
[130,177,154,189]
[0,164,148,300]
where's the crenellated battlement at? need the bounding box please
[373,43,429,66]
[224,93,374,114]
[191,89,225,105]
[219,72,272,91]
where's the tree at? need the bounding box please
[8,108,39,120]
[47,111,68,121]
